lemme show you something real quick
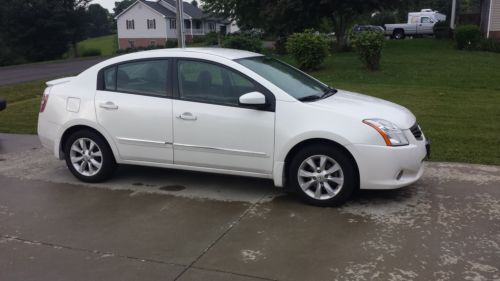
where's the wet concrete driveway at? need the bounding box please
[0,133,499,281]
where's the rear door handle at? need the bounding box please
[99,101,118,110]
[177,112,197,121]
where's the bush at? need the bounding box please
[479,38,500,53]
[116,44,165,54]
[433,21,451,39]
[455,25,481,50]
[204,32,220,46]
[222,35,262,53]
[81,48,102,57]
[350,30,385,71]
[286,30,329,70]
[165,39,178,48]
[192,35,205,44]
[273,36,287,54]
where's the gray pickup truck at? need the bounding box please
[385,9,446,39]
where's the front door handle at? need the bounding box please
[99,101,119,110]
[177,112,197,121]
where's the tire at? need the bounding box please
[288,144,357,207]
[393,29,405,40]
[64,129,117,183]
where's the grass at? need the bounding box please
[0,80,45,134]
[0,39,499,165]
[77,34,118,56]
[288,39,500,165]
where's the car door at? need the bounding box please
[418,17,434,34]
[95,59,174,163]
[172,59,275,175]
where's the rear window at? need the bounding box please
[116,60,168,97]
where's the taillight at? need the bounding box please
[40,88,50,113]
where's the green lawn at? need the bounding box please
[77,34,118,56]
[0,39,499,164]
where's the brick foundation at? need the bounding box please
[118,38,167,49]
[489,31,500,39]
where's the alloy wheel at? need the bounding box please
[297,155,344,200]
[70,138,103,177]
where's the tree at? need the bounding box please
[87,4,112,38]
[191,0,198,8]
[202,0,396,48]
[113,0,135,16]
[0,0,90,63]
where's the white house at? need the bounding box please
[115,0,229,49]
[481,0,500,38]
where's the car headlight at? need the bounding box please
[363,119,409,146]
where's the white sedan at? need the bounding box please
[37,48,430,206]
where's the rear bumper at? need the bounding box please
[347,135,428,190]
[37,114,60,157]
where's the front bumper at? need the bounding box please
[346,134,428,190]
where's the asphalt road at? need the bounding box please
[0,133,499,281]
[0,58,106,86]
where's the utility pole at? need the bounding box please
[176,0,186,48]
[450,0,457,30]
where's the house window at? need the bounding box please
[147,19,156,29]
[184,20,191,29]
[170,19,176,29]
[194,20,201,29]
[126,19,135,30]
[209,23,215,31]
[128,40,135,48]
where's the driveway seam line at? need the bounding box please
[172,193,277,281]
[0,234,186,268]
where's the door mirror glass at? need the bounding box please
[239,92,266,106]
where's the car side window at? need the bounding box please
[177,60,258,106]
[116,60,168,97]
[103,67,116,91]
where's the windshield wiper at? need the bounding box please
[320,87,338,99]
[298,95,322,102]
[298,88,337,102]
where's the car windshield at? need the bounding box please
[236,56,331,101]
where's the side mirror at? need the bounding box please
[239,92,266,107]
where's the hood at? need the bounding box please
[310,89,416,129]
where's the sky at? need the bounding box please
[92,0,115,12]
[91,0,194,12]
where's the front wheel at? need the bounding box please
[288,144,357,207]
[64,130,117,183]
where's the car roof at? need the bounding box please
[142,47,263,60]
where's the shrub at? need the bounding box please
[273,36,287,54]
[433,21,451,39]
[455,25,481,50]
[204,32,220,46]
[116,44,165,54]
[350,30,385,71]
[222,35,262,53]
[286,30,329,70]
[81,48,102,57]
[192,35,205,44]
[165,39,178,48]
[479,38,500,53]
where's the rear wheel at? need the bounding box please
[64,130,116,183]
[393,29,405,40]
[288,144,356,207]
